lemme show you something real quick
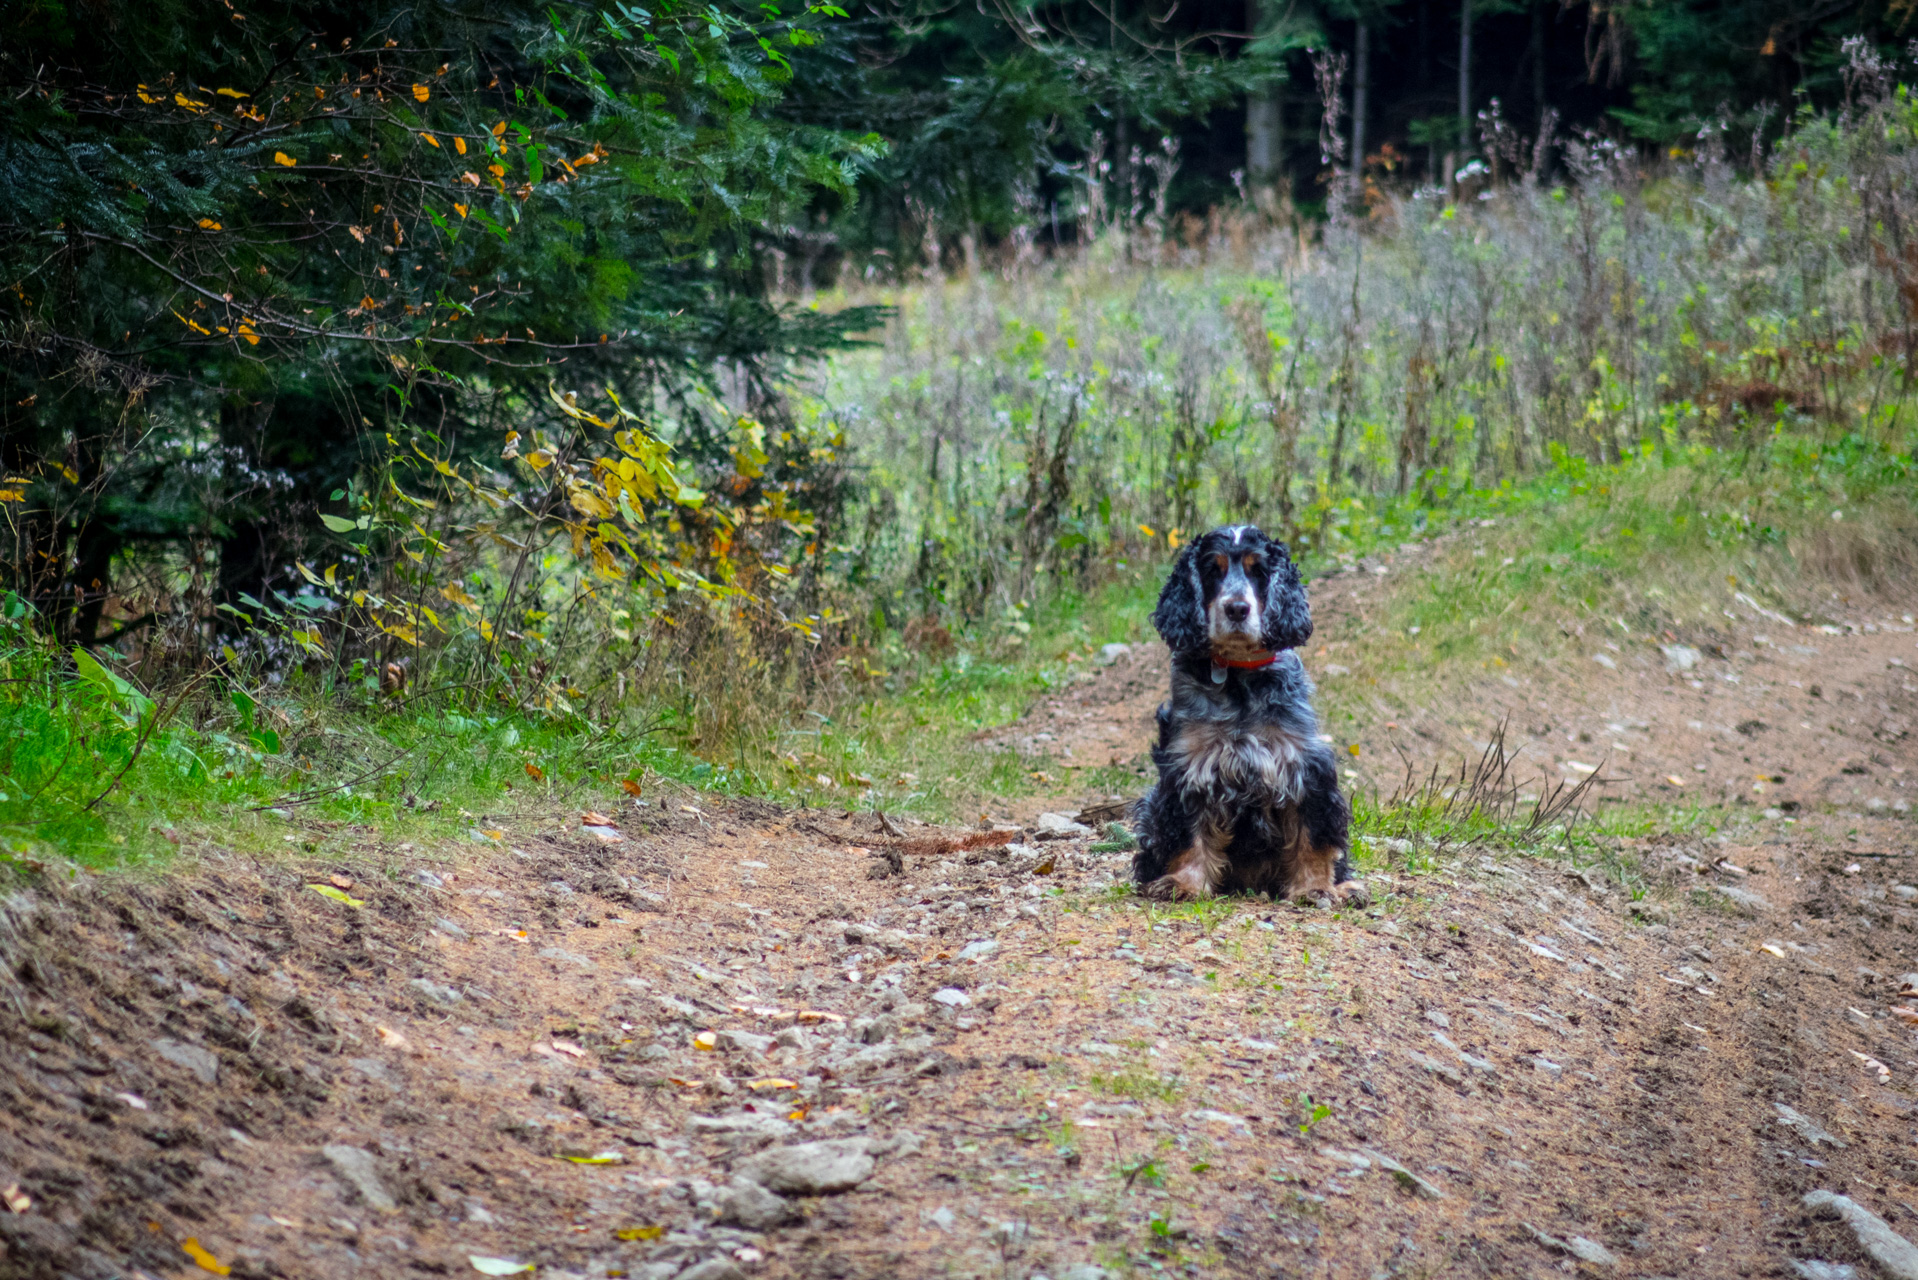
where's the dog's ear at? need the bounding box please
[1259,536,1313,652]
[1151,538,1208,655]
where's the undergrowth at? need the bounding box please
[4,424,1911,874]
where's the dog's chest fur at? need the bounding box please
[1165,713,1308,807]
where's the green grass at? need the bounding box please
[7,429,1910,874]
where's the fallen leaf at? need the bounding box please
[1844,863,1862,875]
[307,884,365,907]
[747,1077,798,1090]
[268,1215,300,1229]
[329,874,354,889]
[787,1107,809,1121]
[1032,859,1055,875]
[525,763,545,782]
[580,811,617,828]
[794,1010,845,1023]
[550,1039,586,1058]
[2,1184,28,1214]
[181,1238,231,1275]
[615,1226,664,1242]
[469,1257,535,1276]
[1758,943,1786,958]
[377,1026,411,1051]
[115,1092,147,1110]
[1664,774,1687,786]
[560,1151,625,1165]
[665,1076,701,1087]
[619,778,643,798]
[582,825,623,844]
[1892,1006,1918,1026]
[692,1031,717,1052]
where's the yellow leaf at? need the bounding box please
[215,87,249,98]
[619,778,642,798]
[422,132,440,148]
[2,1183,28,1214]
[692,1031,717,1052]
[273,151,297,167]
[488,163,506,178]
[1138,524,1157,538]
[174,93,206,112]
[455,136,468,154]
[198,218,222,230]
[412,84,430,102]
[0,489,23,503]
[525,449,554,470]
[181,1238,231,1275]
[524,763,544,781]
[615,1226,664,1242]
[1347,744,1361,757]
[307,884,365,908]
[453,203,469,218]
[747,1077,798,1090]
[348,225,366,242]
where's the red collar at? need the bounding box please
[1211,651,1279,670]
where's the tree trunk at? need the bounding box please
[1531,0,1547,127]
[1352,24,1370,179]
[1458,0,1473,153]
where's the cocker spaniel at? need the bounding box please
[1132,525,1365,905]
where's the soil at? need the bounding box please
[4,553,1918,1280]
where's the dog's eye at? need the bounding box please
[1211,554,1229,575]
[1242,553,1260,571]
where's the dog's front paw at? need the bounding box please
[1143,875,1191,902]
[1332,879,1370,908]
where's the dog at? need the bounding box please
[1132,524,1364,905]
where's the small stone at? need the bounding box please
[463,1201,500,1226]
[1423,1009,1451,1028]
[321,1144,397,1213]
[717,1029,775,1055]
[1661,644,1701,673]
[774,1025,814,1051]
[1034,813,1094,840]
[1716,884,1771,914]
[677,1259,748,1280]
[1566,1236,1619,1266]
[151,1037,219,1085]
[1804,1190,1918,1279]
[537,946,595,970]
[735,1138,876,1195]
[931,988,971,1007]
[1592,653,1618,670]
[717,1175,793,1230]
[434,917,470,940]
[1793,1262,1860,1280]
[926,1205,956,1231]
[407,977,464,1005]
[408,869,446,889]
[1430,1031,1496,1073]
[1097,643,1131,665]
[955,940,998,962]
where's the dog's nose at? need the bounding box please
[1223,599,1251,624]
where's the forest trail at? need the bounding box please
[3,560,1918,1280]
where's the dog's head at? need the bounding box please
[1150,525,1311,660]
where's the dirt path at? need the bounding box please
[3,782,1918,1280]
[3,550,1917,1280]
[993,548,1917,823]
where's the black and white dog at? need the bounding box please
[1132,525,1364,905]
